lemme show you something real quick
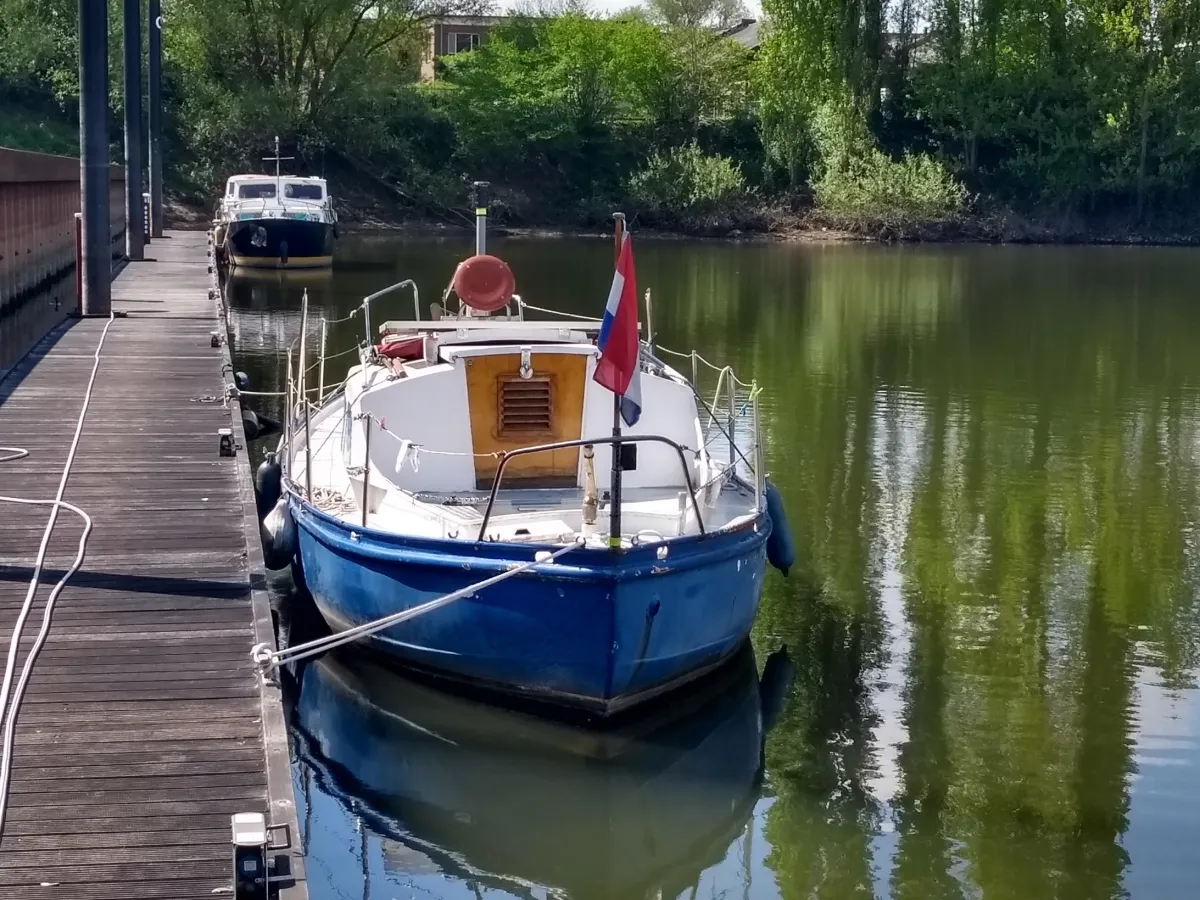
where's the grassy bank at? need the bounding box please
[0,92,77,157]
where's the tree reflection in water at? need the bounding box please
[239,237,1200,900]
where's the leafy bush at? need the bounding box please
[811,99,968,231]
[627,142,753,232]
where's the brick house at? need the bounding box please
[420,15,507,81]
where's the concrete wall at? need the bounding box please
[0,148,125,375]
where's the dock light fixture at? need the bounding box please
[231,812,269,900]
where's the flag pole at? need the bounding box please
[609,212,626,550]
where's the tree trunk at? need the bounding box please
[1136,86,1150,221]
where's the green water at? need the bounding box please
[227,235,1200,900]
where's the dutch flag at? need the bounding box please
[594,232,642,427]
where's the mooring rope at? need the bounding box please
[252,538,583,670]
[0,307,115,842]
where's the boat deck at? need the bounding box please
[295,391,759,545]
[0,232,305,898]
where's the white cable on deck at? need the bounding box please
[0,308,115,841]
[517,299,602,323]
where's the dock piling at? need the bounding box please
[122,0,144,259]
[148,0,164,238]
[79,0,111,315]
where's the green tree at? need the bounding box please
[439,11,754,217]
[163,0,483,187]
[643,0,749,29]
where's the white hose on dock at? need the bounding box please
[0,309,115,841]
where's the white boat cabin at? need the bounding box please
[219,174,335,224]
[292,316,763,548]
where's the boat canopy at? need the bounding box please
[223,174,327,201]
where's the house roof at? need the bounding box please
[430,15,507,26]
[718,18,760,50]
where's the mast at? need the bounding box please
[263,136,294,198]
[610,213,626,550]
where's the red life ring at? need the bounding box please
[452,254,515,312]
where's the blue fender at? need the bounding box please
[764,480,795,576]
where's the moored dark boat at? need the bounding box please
[211,138,338,270]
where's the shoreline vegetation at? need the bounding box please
[3,0,1199,247]
[170,190,1200,247]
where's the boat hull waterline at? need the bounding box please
[292,498,771,716]
[227,217,335,269]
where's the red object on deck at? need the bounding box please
[452,254,515,312]
[378,336,424,361]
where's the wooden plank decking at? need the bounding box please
[0,232,305,898]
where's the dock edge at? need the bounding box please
[211,251,309,900]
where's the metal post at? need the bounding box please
[73,213,83,313]
[318,318,328,402]
[285,348,294,462]
[610,397,623,549]
[79,0,111,315]
[122,0,144,259]
[691,349,698,387]
[298,289,312,501]
[727,370,737,474]
[304,403,313,504]
[609,212,625,550]
[147,0,163,238]
[472,181,489,256]
[644,288,654,351]
[361,414,372,528]
[752,391,763,504]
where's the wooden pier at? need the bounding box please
[0,232,305,898]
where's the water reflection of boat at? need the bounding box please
[288,643,793,899]
[222,268,334,360]
[223,266,333,311]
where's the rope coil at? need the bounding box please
[0,308,116,843]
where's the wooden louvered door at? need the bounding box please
[464,352,587,487]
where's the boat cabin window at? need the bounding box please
[239,183,277,199]
[225,182,235,197]
[284,183,323,200]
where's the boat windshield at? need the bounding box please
[285,183,323,200]
[239,182,277,199]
